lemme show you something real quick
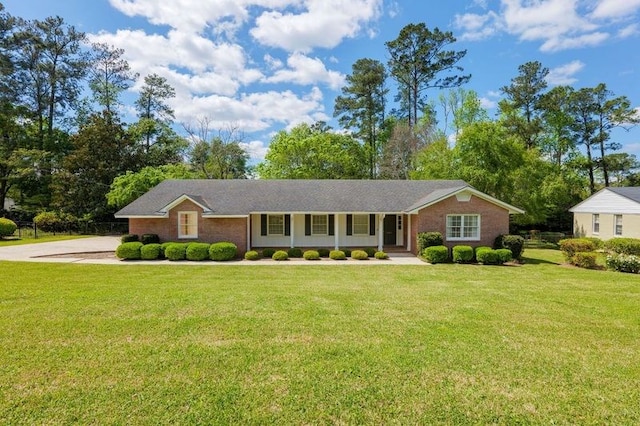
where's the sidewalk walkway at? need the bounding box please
[0,237,426,265]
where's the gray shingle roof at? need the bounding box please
[607,187,640,204]
[115,179,520,217]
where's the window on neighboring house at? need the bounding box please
[446,214,480,240]
[592,214,600,234]
[312,214,328,235]
[178,211,198,238]
[268,214,284,235]
[615,215,623,236]
[353,214,369,235]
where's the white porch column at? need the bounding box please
[334,214,340,250]
[290,214,295,248]
[378,214,385,252]
[246,216,251,252]
[407,214,412,252]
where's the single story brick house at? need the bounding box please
[570,187,640,239]
[115,179,524,255]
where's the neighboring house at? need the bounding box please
[570,187,640,240]
[115,179,524,255]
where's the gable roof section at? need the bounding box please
[570,187,640,214]
[115,179,523,218]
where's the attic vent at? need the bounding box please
[456,191,472,202]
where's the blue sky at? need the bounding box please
[4,0,640,162]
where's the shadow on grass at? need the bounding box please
[521,256,560,265]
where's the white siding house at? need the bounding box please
[570,187,640,239]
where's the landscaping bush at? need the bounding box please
[606,253,640,274]
[496,248,513,263]
[115,242,143,260]
[34,211,78,233]
[0,218,17,238]
[159,241,175,259]
[363,247,376,257]
[374,251,389,260]
[476,248,500,265]
[140,243,161,260]
[604,238,640,256]
[417,232,443,252]
[209,242,237,261]
[164,243,188,261]
[272,250,289,261]
[494,234,525,259]
[423,245,449,264]
[244,250,261,260]
[584,237,604,250]
[141,233,160,245]
[186,243,211,261]
[452,245,474,263]
[340,248,352,257]
[330,250,346,260]
[572,252,598,269]
[261,248,276,258]
[317,248,330,258]
[121,234,139,243]
[351,249,369,260]
[559,238,596,261]
[303,250,320,260]
[287,247,303,258]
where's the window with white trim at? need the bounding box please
[446,214,480,240]
[178,211,198,238]
[353,214,369,235]
[592,214,600,234]
[268,214,284,235]
[614,215,623,236]
[312,214,328,235]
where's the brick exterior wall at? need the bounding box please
[128,199,248,254]
[409,195,510,255]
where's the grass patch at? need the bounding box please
[0,234,89,247]
[0,250,638,424]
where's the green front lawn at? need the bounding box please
[1,250,638,424]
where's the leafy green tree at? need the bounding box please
[606,153,639,185]
[410,135,455,180]
[538,85,576,167]
[107,163,194,209]
[566,87,601,194]
[438,88,489,136]
[88,43,138,115]
[191,138,249,179]
[385,23,470,130]
[334,58,388,178]
[256,123,368,179]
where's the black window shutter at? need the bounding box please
[369,214,376,236]
[346,214,352,236]
[305,214,311,236]
[284,214,291,236]
[328,214,334,236]
[261,214,267,236]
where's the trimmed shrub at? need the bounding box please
[476,248,500,265]
[584,237,604,250]
[423,245,449,264]
[261,248,276,258]
[140,243,161,260]
[351,249,369,260]
[303,250,320,260]
[209,242,237,261]
[341,248,352,257]
[417,232,444,252]
[606,253,640,274]
[159,241,175,259]
[317,248,330,258]
[34,211,77,233]
[363,247,376,257]
[452,245,474,263]
[495,235,525,259]
[604,238,640,256]
[287,247,303,258]
[186,243,211,261]
[244,250,261,261]
[141,233,160,245]
[121,233,139,243]
[115,242,143,260]
[496,248,513,263]
[559,238,596,261]
[572,252,598,269]
[374,251,389,260]
[0,218,17,238]
[165,243,188,261]
[272,250,289,261]
[330,250,346,260]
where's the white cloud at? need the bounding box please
[546,60,585,85]
[263,54,284,70]
[250,0,383,52]
[479,97,497,109]
[263,53,346,90]
[239,140,270,162]
[618,24,640,39]
[590,0,640,20]
[540,32,610,52]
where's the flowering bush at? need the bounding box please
[606,253,640,274]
